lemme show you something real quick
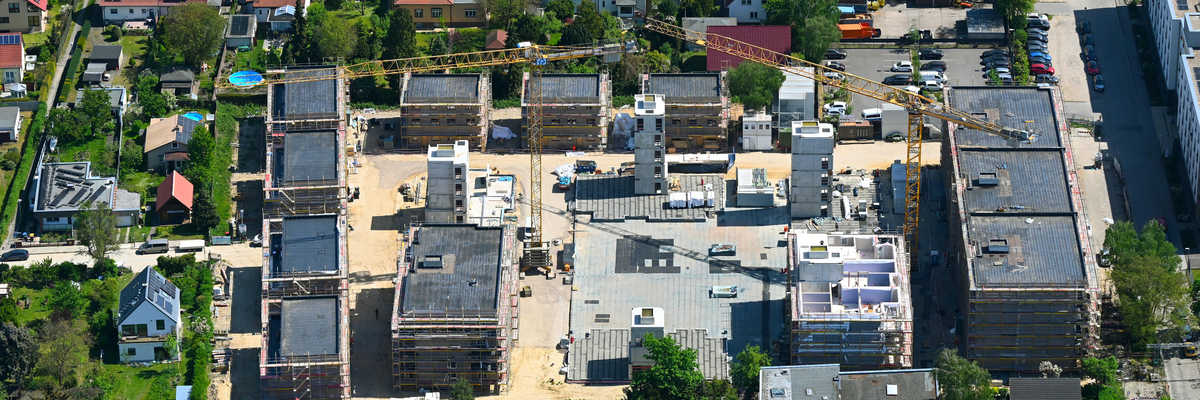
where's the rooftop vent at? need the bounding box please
[420,255,443,268]
[886,384,899,396]
[984,239,1010,254]
[976,172,999,186]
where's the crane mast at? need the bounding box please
[638,14,1035,253]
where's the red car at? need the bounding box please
[1031,63,1055,75]
[1087,61,1100,75]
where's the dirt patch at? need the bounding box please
[492,348,627,400]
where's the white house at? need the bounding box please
[726,0,766,24]
[100,0,216,23]
[572,0,643,18]
[117,267,181,363]
[248,0,310,31]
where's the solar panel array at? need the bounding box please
[230,15,250,36]
[0,34,19,46]
[1180,0,1190,11]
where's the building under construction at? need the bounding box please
[787,231,913,369]
[392,224,519,394]
[944,87,1100,372]
[641,73,730,151]
[398,73,491,150]
[521,73,611,150]
[260,66,351,399]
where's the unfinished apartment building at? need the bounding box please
[642,73,730,151]
[260,67,351,399]
[399,73,491,150]
[944,87,1099,372]
[521,73,611,150]
[788,231,913,369]
[392,224,519,394]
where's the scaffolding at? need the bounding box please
[398,73,491,151]
[639,73,730,151]
[262,129,347,218]
[519,73,611,150]
[392,225,519,395]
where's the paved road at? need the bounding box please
[2,241,263,272]
[1164,352,1200,400]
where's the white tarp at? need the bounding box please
[669,192,688,208]
[689,191,704,208]
[553,163,575,177]
[705,190,716,207]
[491,126,516,139]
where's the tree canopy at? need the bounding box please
[560,21,594,47]
[574,0,605,41]
[79,88,114,135]
[183,125,217,186]
[450,377,475,400]
[1104,220,1194,348]
[728,62,786,110]
[382,8,418,60]
[625,334,704,400]
[765,0,841,61]
[481,0,530,31]
[74,201,121,267]
[314,16,359,60]
[546,0,574,19]
[730,345,771,395]
[1082,356,1119,386]
[160,3,226,67]
[934,348,992,400]
[0,323,36,391]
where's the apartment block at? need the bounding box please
[1149,0,1200,212]
[399,73,490,150]
[790,121,835,218]
[641,73,729,151]
[521,73,611,150]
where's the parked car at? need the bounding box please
[0,249,28,261]
[984,60,1011,69]
[981,49,1010,58]
[825,48,848,59]
[1026,28,1048,36]
[882,74,913,85]
[920,61,948,71]
[982,65,1010,75]
[884,132,905,142]
[1030,63,1055,74]
[1027,14,1050,30]
[1027,44,1049,53]
[823,71,845,80]
[981,54,1010,64]
[861,108,882,121]
[1093,74,1105,91]
[1077,19,1091,34]
[988,74,1015,86]
[825,61,846,71]
[891,61,913,72]
[1035,74,1060,84]
[1087,60,1100,75]
[1083,33,1094,46]
[1085,45,1098,60]
[1028,57,1052,67]
[920,81,944,92]
[823,101,848,115]
[918,48,944,60]
[1028,52,1052,61]
[903,85,921,95]
[1027,32,1049,42]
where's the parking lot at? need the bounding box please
[834,48,1005,116]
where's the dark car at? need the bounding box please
[981,54,1009,63]
[984,59,1011,69]
[825,49,848,59]
[920,61,948,71]
[1094,74,1105,91]
[981,49,1010,58]
[1087,60,1100,75]
[1078,19,1091,34]
[1028,57,1052,67]
[1028,18,1050,30]
[1026,27,1048,36]
[0,249,28,261]
[1035,74,1060,84]
[1085,45,1098,61]
[1027,31,1049,42]
[1027,44,1049,53]
[882,74,913,85]
[825,61,846,71]
[918,48,944,60]
[1083,33,1094,46]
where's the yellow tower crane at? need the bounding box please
[221,40,638,269]
[637,15,1036,254]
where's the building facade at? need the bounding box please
[0,0,44,33]
[726,0,766,24]
[1149,0,1200,212]
[521,73,611,150]
[789,121,834,218]
[100,0,210,23]
[399,73,490,150]
[642,73,729,151]
[392,0,486,28]
[117,268,181,363]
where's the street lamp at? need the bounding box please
[1007,28,1015,60]
[1186,248,1194,289]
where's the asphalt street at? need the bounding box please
[1163,352,1200,400]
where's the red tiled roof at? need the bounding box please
[706,25,791,71]
[156,171,194,211]
[99,0,207,8]
[26,0,46,12]
[394,0,452,5]
[0,34,23,70]
[485,30,507,50]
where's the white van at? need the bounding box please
[918,71,946,83]
[861,108,882,121]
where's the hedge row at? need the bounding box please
[0,102,47,240]
[185,259,215,400]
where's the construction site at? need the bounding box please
[942,87,1100,372]
[642,73,730,152]
[259,66,351,399]
[396,73,492,150]
[520,73,612,150]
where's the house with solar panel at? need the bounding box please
[247,0,309,31]
[226,14,256,48]
[29,161,141,232]
[117,267,181,363]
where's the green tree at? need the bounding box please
[289,0,313,62]
[35,317,93,394]
[995,0,1036,22]
[160,3,227,67]
[934,348,992,400]
[1082,356,1119,386]
[794,16,841,62]
[1105,220,1193,348]
[193,188,220,232]
[0,298,17,325]
[429,34,449,56]
[728,62,786,110]
[450,377,474,400]
[121,139,144,173]
[325,0,344,10]
[0,322,37,390]
[79,88,114,135]
[47,108,89,143]
[574,0,605,41]
[624,334,704,400]
[74,201,122,267]
[480,0,530,31]
[655,0,678,20]
[314,17,359,60]
[48,283,86,317]
[643,51,671,73]
[560,21,594,46]
[183,125,217,185]
[730,345,771,394]
[163,333,179,360]
[697,380,738,400]
[546,0,574,19]
[679,0,715,17]
[765,0,839,61]
[382,8,418,60]
[511,14,549,45]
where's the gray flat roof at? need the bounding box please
[969,215,1087,287]
[272,67,338,120]
[839,369,938,400]
[280,216,340,273]
[401,225,504,313]
[281,130,337,183]
[404,74,482,104]
[646,73,722,103]
[1009,378,1082,400]
[523,74,601,104]
[35,162,116,212]
[759,365,839,400]
[566,211,791,381]
[280,297,338,356]
[91,45,122,61]
[0,107,18,130]
[948,87,1060,148]
[958,150,1073,214]
[574,175,726,221]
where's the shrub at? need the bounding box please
[0,159,15,171]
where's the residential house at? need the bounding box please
[572,0,643,17]
[0,33,23,84]
[144,114,201,172]
[726,0,766,24]
[160,66,194,95]
[91,45,123,70]
[0,106,20,142]
[30,161,142,231]
[680,18,735,51]
[104,86,127,127]
[1009,378,1082,400]
[706,25,790,71]
[0,0,46,33]
[248,0,308,31]
[156,171,193,224]
[485,29,506,50]
[392,0,487,28]
[226,14,256,48]
[117,267,181,363]
[100,0,212,23]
